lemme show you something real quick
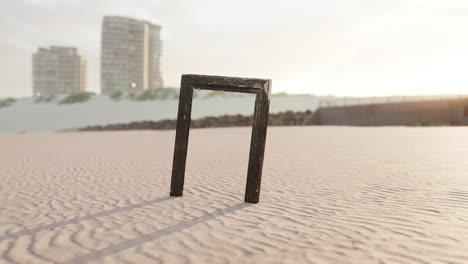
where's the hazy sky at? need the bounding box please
[1,0,468,98]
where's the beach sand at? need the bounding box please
[1,127,468,263]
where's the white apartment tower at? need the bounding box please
[32,46,86,96]
[101,16,163,95]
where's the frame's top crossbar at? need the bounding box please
[182,74,271,95]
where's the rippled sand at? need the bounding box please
[1,127,468,263]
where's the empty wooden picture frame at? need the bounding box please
[170,74,272,203]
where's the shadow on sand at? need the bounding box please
[0,196,175,242]
[62,203,252,264]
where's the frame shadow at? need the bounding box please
[0,196,174,242]
[62,203,252,264]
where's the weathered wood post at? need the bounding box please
[170,77,193,197]
[170,74,271,203]
[244,80,271,203]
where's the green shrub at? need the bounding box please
[34,95,56,103]
[59,92,94,104]
[192,90,199,99]
[110,91,123,101]
[203,91,225,98]
[136,90,159,101]
[0,98,16,108]
[271,92,315,97]
[156,88,179,100]
[44,95,56,102]
[127,92,136,100]
[272,92,289,97]
[128,88,179,101]
[202,91,246,98]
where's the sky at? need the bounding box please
[1,0,468,98]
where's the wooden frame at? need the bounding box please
[170,74,272,203]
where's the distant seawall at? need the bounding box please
[304,98,468,126]
[75,98,468,131]
[77,110,312,131]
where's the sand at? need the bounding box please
[1,127,468,263]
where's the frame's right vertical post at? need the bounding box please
[245,80,271,203]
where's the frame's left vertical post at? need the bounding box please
[170,76,193,196]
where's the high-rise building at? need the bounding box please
[101,16,163,95]
[32,46,86,96]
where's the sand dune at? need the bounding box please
[1,127,468,263]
